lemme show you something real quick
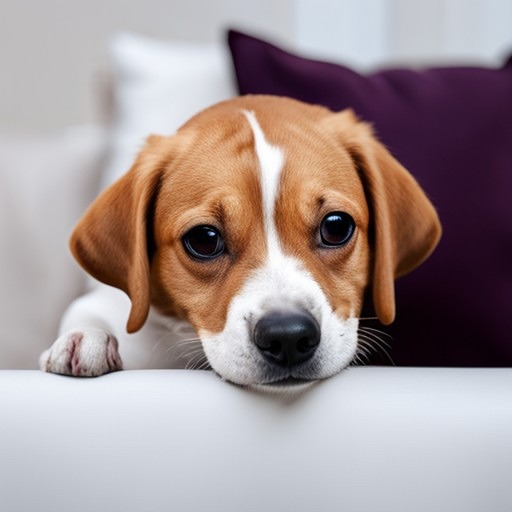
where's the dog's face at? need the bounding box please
[71,96,441,386]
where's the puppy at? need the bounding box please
[40,95,441,387]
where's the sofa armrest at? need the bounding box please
[1,368,511,512]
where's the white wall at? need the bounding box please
[388,0,512,64]
[295,0,390,67]
[295,0,512,67]
[0,0,296,131]
[1,0,511,131]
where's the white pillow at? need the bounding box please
[0,126,107,368]
[102,33,235,187]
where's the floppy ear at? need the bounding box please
[70,136,170,333]
[325,110,442,325]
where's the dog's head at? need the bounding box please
[71,96,441,386]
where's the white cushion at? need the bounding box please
[0,126,107,368]
[102,32,235,187]
[1,367,511,512]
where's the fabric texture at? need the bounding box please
[228,29,512,366]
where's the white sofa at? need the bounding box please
[1,368,512,512]
[1,34,511,512]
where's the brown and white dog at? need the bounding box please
[40,96,441,388]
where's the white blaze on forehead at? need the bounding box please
[243,110,284,252]
[198,110,359,385]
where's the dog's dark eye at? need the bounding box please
[182,225,225,261]
[319,212,355,247]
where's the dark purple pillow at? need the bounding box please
[228,29,512,367]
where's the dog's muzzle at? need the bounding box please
[253,310,320,368]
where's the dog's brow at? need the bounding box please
[242,110,284,255]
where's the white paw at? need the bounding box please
[40,329,123,377]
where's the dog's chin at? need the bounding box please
[243,377,319,395]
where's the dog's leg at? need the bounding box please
[40,285,128,376]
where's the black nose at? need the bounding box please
[253,310,320,368]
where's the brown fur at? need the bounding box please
[70,96,441,334]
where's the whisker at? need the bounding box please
[351,342,371,366]
[358,328,392,350]
[150,334,208,371]
[180,346,205,360]
[358,326,393,340]
[350,355,363,366]
[368,335,393,357]
[357,332,395,366]
[196,358,212,371]
[355,338,372,358]
[172,337,202,348]
[185,350,209,371]
[184,352,206,365]
[166,337,203,358]
[184,350,200,370]
[167,336,209,370]
[180,345,202,356]
[357,340,373,358]
[146,332,180,362]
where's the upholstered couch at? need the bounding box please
[1,31,511,512]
